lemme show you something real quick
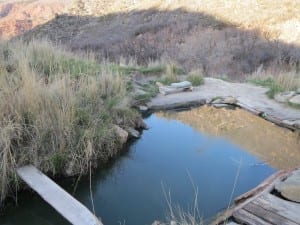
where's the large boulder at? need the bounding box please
[275,169,300,203]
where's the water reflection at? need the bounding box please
[157,106,300,169]
[0,110,278,225]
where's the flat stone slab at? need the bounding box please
[148,78,300,129]
[17,165,102,225]
[289,95,300,105]
[275,169,300,203]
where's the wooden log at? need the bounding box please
[244,202,298,225]
[233,209,272,225]
[170,81,192,88]
[234,170,290,204]
[17,165,102,225]
[159,86,193,95]
[211,169,296,225]
[254,193,300,224]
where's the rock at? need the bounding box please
[114,125,128,144]
[275,169,300,203]
[211,96,237,105]
[289,94,300,105]
[127,127,140,138]
[211,98,222,104]
[274,91,295,103]
[134,88,147,96]
[152,221,165,225]
[223,96,237,104]
[212,103,229,108]
[138,105,148,112]
[65,161,76,176]
[137,119,149,130]
[293,120,300,128]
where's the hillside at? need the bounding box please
[1,0,300,79]
[0,0,69,39]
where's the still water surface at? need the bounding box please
[0,112,276,225]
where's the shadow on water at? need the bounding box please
[0,109,279,225]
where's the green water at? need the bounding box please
[0,113,276,225]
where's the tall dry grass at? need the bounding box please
[248,65,300,98]
[0,40,140,203]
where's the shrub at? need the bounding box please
[0,40,140,203]
[248,70,300,98]
[187,70,204,86]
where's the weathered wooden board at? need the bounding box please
[254,193,300,224]
[17,165,102,225]
[233,209,271,225]
[234,170,289,204]
[244,202,298,225]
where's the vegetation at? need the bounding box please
[248,69,300,98]
[0,40,142,203]
[187,70,204,86]
[158,62,182,85]
[162,182,203,225]
[134,82,159,105]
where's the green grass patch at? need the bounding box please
[187,71,204,86]
[288,101,300,109]
[158,76,180,85]
[135,83,159,104]
[134,82,159,104]
[114,64,165,75]
[249,77,285,98]
[0,40,142,203]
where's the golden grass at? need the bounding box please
[0,39,140,203]
[70,0,300,44]
[248,66,300,98]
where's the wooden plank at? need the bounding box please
[211,169,293,225]
[17,165,102,225]
[235,169,290,204]
[254,193,300,224]
[244,202,298,225]
[233,209,271,225]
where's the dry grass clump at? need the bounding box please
[248,66,300,98]
[0,40,140,203]
[187,69,204,86]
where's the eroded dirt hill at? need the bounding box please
[0,0,70,39]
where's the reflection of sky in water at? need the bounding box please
[0,114,276,225]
